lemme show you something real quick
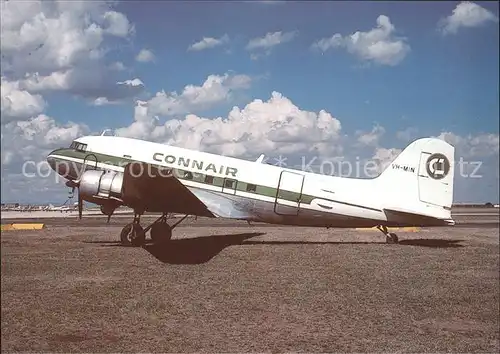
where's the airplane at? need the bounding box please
[47,203,77,212]
[46,134,455,246]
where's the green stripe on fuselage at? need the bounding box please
[51,148,316,205]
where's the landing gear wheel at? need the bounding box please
[120,223,146,246]
[386,232,399,244]
[150,223,172,245]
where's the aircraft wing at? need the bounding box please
[121,162,215,217]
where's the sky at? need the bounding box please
[1,0,499,204]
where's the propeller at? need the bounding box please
[78,187,83,220]
[66,180,82,220]
[66,162,90,221]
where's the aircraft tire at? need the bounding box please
[121,223,146,247]
[150,223,172,245]
[386,233,399,244]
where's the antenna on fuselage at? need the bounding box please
[255,154,266,163]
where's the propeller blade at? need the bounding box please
[78,189,83,220]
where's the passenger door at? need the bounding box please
[274,170,305,215]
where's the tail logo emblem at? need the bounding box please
[426,153,450,180]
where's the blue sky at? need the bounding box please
[1,0,499,203]
[49,0,499,135]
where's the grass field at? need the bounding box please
[1,221,499,352]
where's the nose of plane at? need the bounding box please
[47,149,68,177]
[46,154,57,172]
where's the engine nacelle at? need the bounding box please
[79,170,124,202]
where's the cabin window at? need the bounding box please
[205,175,214,184]
[246,183,256,192]
[156,168,172,177]
[184,171,193,180]
[224,179,235,188]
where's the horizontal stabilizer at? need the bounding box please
[384,208,455,226]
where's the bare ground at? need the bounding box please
[1,221,499,353]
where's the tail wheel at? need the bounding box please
[150,223,172,245]
[120,223,145,246]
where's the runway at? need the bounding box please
[1,210,498,352]
[2,206,499,228]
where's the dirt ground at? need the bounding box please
[1,220,499,353]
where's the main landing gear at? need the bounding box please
[376,225,399,244]
[120,212,189,247]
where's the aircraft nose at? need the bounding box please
[47,149,68,176]
[46,154,57,172]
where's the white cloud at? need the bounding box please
[356,125,386,147]
[369,147,402,174]
[188,34,229,51]
[1,74,498,203]
[1,114,89,168]
[0,0,142,102]
[438,1,498,35]
[112,89,498,176]
[1,113,90,203]
[436,132,499,158]
[117,78,145,87]
[436,131,499,203]
[312,15,410,66]
[92,97,121,106]
[87,79,144,105]
[1,1,124,75]
[0,1,145,203]
[18,71,71,91]
[102,11,134,37]
[135,49,155,63]
[246,31,297,56]
[15,69,144,103]
[1,77,46,124]
[109,62,126,71]
[396,127,419,142]
[143,73,252,118]
[116,91,343,158]
[113,90,499,202]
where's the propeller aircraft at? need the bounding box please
[46,135,455,246]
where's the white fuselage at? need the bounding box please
[46,135,455,227]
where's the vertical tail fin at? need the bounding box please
[376,138,455,221]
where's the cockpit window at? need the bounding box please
[70,141,87,152]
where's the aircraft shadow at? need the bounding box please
[144,232,267,264]
[243,239,464,248]
[85,232,266,264]
[398,238,464,248]
[84,236,463,265]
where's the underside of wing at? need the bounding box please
[121,162,215,217]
